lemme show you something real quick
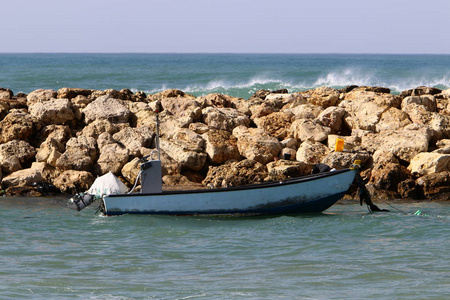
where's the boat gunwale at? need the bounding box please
[105,168,354,198]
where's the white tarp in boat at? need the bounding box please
[88,172,129,196]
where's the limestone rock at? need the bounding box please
[112,127,154,156]
[265,160,310,181]
[159,138,207,172]
[296,141,330,166]
[55,136,98,171]
[361,130,429,162]
[53,170,95,193]
[369,163,412,191]
[95,143,129,175]
[375,107,412,132]
[253,111,293,140]
[202,159,268,188]
[0,140,36,174]
[316,106,346,134]
[0,87,13,99]
[327,135,361,151]
[416,171,450,199]
[1,162,55,189]
[289,119,331,142]
[202,107,250,131]
[322,151,371,170]
[285,104,322,119]
[26,89,57,105]
[340,99,385,132]
[199,93,236,108]
[29,98,75,125]
[408,153,450,176]
[232,126,282,164]
[401,95,437,112]
[160,97,202,124]
[203,129,241,164]
[121,157,141,185]
[0,109,41,143]
[83,95,131,124]
[300,86,340,108]
[77,119,122,139]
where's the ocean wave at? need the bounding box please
[139,71,450,99]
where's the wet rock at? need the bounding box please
[369,163,412,191]
[53,170,95,194]
[416,171,450,199]
[232,126,282,164]
[399,86,442,98]
[202,159,268,188]
[0,140,36,174]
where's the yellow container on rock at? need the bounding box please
[335,138,344,152]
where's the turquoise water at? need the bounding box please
[1,197,449,299]
[1,53,449,99]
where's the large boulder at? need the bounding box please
[202,159,268,188]
[77,119,122,139]
[83,95,131,124]
[112,127,154,157]
[289,119,331,143]
[416,171,450,199]
[361,130,429,162]
[57,87,93,100]
[1,162,54,189]
[202,129,241,164]
[0,87,13,99]
[375,107,412,132]
[95,143,129,175]
[300,86,340,108]
[198,93,236,108]
[322,151,371,170]
[0,109,41,143]
[159,138,207,172]
[26,89,57,105]
[339,99,385,132]
[316,106,346,134]
[408,153,450,176]
[401,95,437,112]
[253,111,293,140]
[232,126,282,164]
[369,163,412,191]
[0,140,36,174]
[29,98,75,125]
[265,160,310,181]
[160,97,202,125]
[285,104,322,119]
[55,136,98,171]
[296,141,330,167]
[53,170,95,193]
[202,107,250,131]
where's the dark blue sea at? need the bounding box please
[1,53,449,98]
[0,54,449,299]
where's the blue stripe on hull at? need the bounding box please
[104,192,346,216]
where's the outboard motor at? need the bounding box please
[70,193,97,211]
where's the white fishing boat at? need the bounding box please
[72,154,359,216]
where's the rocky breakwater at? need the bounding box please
[0,86,449,201]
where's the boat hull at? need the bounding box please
[102,169,357,216]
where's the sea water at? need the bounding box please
[0,53,449,98]
[0,197,449,299]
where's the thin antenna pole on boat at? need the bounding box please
[156,110,161,160]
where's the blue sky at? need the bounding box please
[1,0,449,53]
